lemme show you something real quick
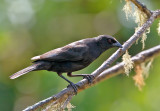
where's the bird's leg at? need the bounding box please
[58,73,78,95]
[67,72,94,84]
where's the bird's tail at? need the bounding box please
[10,61,51,79]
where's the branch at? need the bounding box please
[96,45,160,82]
[24,44,160,111]
[92,10,160,80]
[23,1,160,110]
[130,0,152,17]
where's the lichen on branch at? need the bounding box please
[133,59,153,90]
[133,7,149,49]
[133,65,145,91]
[42,95,75,111]
[122,50,134,76]
[141,59,153,79]
[133,7,147,26]
[123,0,133,20]
[123,0,150,49]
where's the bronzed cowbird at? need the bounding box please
[10,35,122,94]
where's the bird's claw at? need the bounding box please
[83,75,95,84]
[67,83,78,95]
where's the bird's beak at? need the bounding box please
[113,42,123,48]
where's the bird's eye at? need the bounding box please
[108,39,116,44]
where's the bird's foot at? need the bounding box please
[67,82,78,95]
[83,75,95,84]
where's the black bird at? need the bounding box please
[10,35,122,94]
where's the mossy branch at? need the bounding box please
[23,0,160,111]
[130,0,152,17]
[24,45,160,111]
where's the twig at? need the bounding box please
[23,1,160,110]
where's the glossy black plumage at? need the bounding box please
[10,35,122,94]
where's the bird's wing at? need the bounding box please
[31,43,89,62]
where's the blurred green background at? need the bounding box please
[0,0,160,111]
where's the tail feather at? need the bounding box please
[10,65,37,79]
[10,61,51,79]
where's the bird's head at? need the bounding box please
[96,35,123,50]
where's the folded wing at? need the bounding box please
[31,43,89,62]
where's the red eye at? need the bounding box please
[108,39,112,44]
[108,39,116,44]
